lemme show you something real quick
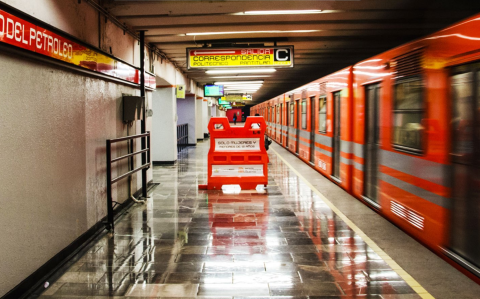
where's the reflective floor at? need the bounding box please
[37,141,420,298]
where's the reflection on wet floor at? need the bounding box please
[36,141,420,298]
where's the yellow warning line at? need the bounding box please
[270,147,435,299]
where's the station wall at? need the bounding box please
[0,0,208,296]
[0,0,152,296]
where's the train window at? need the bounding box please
[276,105,280,124]
[301,99,307,129]
[393,77,424,152]
[290,103,294,126]
[318,97,327,133]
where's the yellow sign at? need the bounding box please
[225,94,243,102]
[176,85,185,99]
[242,94,253,101]
[187,47,293,69]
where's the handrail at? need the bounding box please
[111,148,149,163]
[106,132,151,232]
[177,123,189,153]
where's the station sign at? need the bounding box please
[243,94,253,101]
[225,94,253,102]
[232,102,245,107]
[187,46,294,69]
[0,8,155,88]
[218,98,229,105]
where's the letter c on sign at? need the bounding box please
[276,49,289,61]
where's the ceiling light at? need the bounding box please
[215,81,264,85]
[211,75,272,79]
[206,69,276,74]
[221,86,263,89]
[185,30,319,36]
[224,87,260,90]
[224,87,260,89]
[225,89,260,92]
[237,10,323,15]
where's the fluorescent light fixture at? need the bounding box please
[185,30,319,36]
[237,10,323,15]
[225,89,260,92]
[206,69,276,74]
[223,87,261,90]
[223,84,262,87]
[211,75,271,79]
[225,88,261,91]
[215,81,263,85]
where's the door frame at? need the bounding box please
[296,99,300,155]
[447,63,480,273]
[362,83,381,209]
[332,91,341,180]
[310,96,316,164]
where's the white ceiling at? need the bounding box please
[106,0,480,104]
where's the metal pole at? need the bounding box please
[139,30,148,199]
[106,140,114,231]
[147,132,151,164]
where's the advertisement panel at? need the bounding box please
[211,164,264,177]
[215,138,260,151]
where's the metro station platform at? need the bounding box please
[34,141,480,299]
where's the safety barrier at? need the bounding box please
[177,123,189,153]
[199,116,268,190]
[106,132,150,231]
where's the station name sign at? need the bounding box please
[0,8,155,88]
[187,46,294,69]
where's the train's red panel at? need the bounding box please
[251,13,480,282]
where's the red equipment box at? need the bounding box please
[199,116,268,190]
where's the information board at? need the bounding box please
[187,46,294,69]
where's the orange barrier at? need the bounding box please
[199,116,268,190]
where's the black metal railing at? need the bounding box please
[106,132,150,232]
[177,123,189,153]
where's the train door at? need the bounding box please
[286,102,289,146]
[296,100,300,155]
[310,96,316,164]
[273,105,278,141]
[289,101,294,150]
[332,91,342,179]
[364,84,381,205]
[280,103,283,143]
[449,64,480,269]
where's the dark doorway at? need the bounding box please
[364,84,381,205]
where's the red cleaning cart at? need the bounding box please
[199,116,268,190]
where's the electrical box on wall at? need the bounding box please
[123,96,144,122]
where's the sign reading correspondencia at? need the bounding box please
[187,47,293,69]
[215,138,260,151]
[211,164,264,177]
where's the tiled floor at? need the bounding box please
[36,140,421,298]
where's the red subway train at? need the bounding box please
[251,13,480,282]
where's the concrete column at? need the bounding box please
[195,96,204,141]
[210,105,216,117]
[152,87,177,162]
[202,99,209,137]
[177,94,197,144]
